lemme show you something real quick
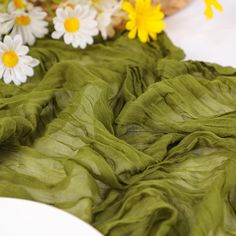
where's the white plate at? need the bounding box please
[0,198,103,236]
[165,0,236,67]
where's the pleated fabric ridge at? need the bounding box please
[0,32,236,235]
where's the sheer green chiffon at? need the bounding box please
[0,32,236,235]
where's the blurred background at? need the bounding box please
[165,0,236,67]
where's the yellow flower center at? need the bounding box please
[64,17,80,32]
[14,0,26,9]
[2,51,19,68]
[92,0,100,3]
[16,15,31,26]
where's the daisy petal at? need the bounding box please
[3,69,12,84]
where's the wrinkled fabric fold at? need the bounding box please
[0,32,236,235]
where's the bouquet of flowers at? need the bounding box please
[0,0,223,85]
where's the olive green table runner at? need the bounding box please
[0,33,236,236]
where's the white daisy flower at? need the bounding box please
[0,34,39,86]
[8,0,46,12]
[52,5,98,49]
[97,11,115,40]
[95,0,122,40]
[8,0,29,12]
[59,0,123,40]
[0,6,48,45]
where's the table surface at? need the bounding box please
[165,0,236,67]
[0,198,102,236]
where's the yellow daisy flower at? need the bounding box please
[204,0,223,19]
[122,0,165,43]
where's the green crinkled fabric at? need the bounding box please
[0,32,236,235]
